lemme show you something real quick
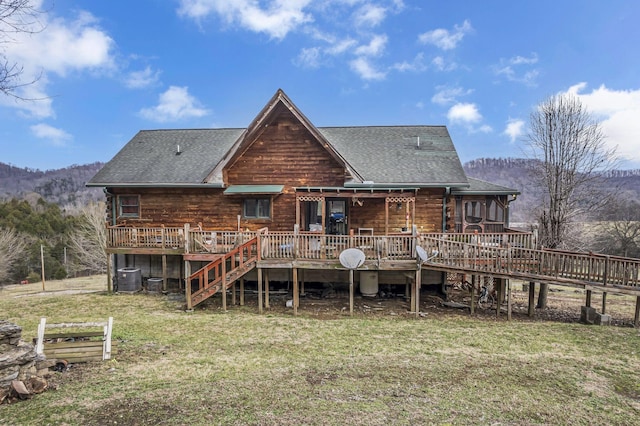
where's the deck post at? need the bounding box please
[240,278,245,306]
[232,280,237,305]
[601,292,607,315]
[293,267,299,316]
[586,290,592,307]
[495,278,502,319]
[528,282,535,317]
[265,270,270,309]
[106,253,113,294]
[470,275,475,315]
[222,254,227,312]
[257,268,263,314]
[507,279,512,321]
[185,260,192,310]
[349,269,354,316]
[415,267,421,317]
[162,254,167,292]
[634,296,640,327]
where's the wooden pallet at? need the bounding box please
[35,317,115,363]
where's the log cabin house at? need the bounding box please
[88,89,525,313]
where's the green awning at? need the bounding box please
[223,185,284,195]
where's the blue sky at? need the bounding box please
[1,0,640,171]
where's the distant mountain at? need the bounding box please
[463,158,640,223]
[0,162,105,210]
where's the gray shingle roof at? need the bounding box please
[318,126,467,186]
[451,177,519,195]
[88,125,469,187]
[88,129,244,186]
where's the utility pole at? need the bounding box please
[40,244,46,291]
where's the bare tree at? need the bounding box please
[0,227,27,284]
[527,93,617,308]
[68,202,107,274]
[0,0,44,97]
[592,198,640,258]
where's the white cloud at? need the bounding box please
[431,86,472,106]
[177,0,313,40]
[447,102,481,123]
[447,102,492,133]
[1,9,115,118]
[392,52,427,72]
[503,118,525,143]
[355,34,388,57]
[418,20,472,50]
[566,83,640,165]
[325,38,358,55]
[30,123,73,147]
[125,66,161,89]
[8,12,115,77]
[294,47,322,68]
[431,56,458,72]
[139,86,210,122]
[353,4,387,27]
[494,53,539,86]
[349,57,386,81]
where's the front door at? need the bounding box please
[326,199,348,235]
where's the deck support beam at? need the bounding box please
[349,269,354,316]
[470,275,476,315]
[506,279,512,321]
[634,296,640,327]
[586,290,592,307]
[257,268,263,314]
[293,268,299,316]
[162,255,167,292]
[185,260,192,310]
[232,280,237,305]
[528,282,535,317]
[602,292,607,315]
[414,268,421,317]
[222,255,227,312]
[265,270,270,309]
[240,278,245,306]
[106,253,113,294]
[496,278,503,319]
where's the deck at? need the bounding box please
[106,225,640,323]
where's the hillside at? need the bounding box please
[463,158,640,223]
[0,162,104,209]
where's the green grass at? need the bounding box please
[1,282,639,425]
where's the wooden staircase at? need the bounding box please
[188,236,260,307]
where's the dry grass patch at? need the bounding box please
[0,278,639,425]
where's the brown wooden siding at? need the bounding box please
[225,108,346,189]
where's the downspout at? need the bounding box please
[506,194,518,229]
[442,187,450,233]
[104,188,116,292]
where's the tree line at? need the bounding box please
[0,198,105,284]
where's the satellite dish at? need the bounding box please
[339,248,366,270]
[416,246,429,262]
[416,246,438,263]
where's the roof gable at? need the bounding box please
[205,89,361,184]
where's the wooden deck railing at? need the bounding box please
[419,236,640,291]
[108,226,185,249]
[259,232,416,261]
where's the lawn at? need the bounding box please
[1,277,639,425]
